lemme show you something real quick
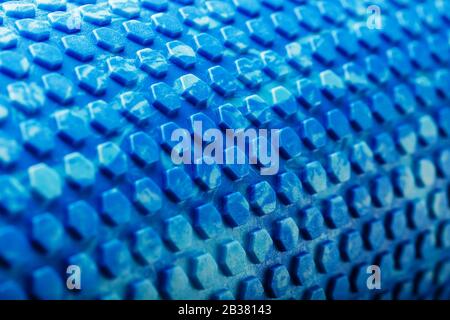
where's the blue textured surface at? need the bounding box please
[0,0,449,300]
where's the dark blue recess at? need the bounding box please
[0,0,449,301]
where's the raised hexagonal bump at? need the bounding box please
[66,200,98,241]
[218,240,247,276]
[189,253,218,289]
[99,240,131,278]
[100,188,130,226]
[64,152,96,189]
[31,213,63,254]
[163,167,194,202]
[273,217,299,251]
[97,142,128,179]
[246,228,273,263]
[28,163,62,202]
[222,192,250,227]
[132,177,162,215]
[163,215,193,251]
[131,227,162,265]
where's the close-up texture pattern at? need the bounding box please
[0,0,449,300]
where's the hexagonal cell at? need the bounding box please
[62,35,95,62]
[15,19,50,41]
[31,213,63,254]
[106,56,138,87]
[97,142,128,179]
[300,117,326,150]
[273,217,299,251]
[48,11,81,34]
[327,274,350,300]
[123,20,155,45]
[189,253,218,289]
[260,50,290,79]
[265,264,291,298]
[304,287,326,300]
[151,13,183,38]
[246,228,273,263]
[54,109,90,146]
[100,188,131,226]
[292,251,317,286]
[99,240,131,278]
[132,177,162,215]
[193,160,222,190]
[295,78,321,110]
[0,137,20,168]
[195,33,223,61]
[163,167,194,202]
[208,66,237,97]
[179,5,210,31]
[163,215,193,251]
[31,267,63,300]
[42,73,75,105]
[235,57,263,89]
[131,227,162,265]
[339,229,363,262]
[278,127,302,159]
[415,158,436,188]
[28,43,63,70]
[392,165,416,199]
[324,196,350,228]
[311,33,337,66]
[193,203,223,239]
[64,152,96,189]
[348,100,373,132]
[298,206,325,240]
[88,100,121,135]
[93,27,125,53]
[0,226,30,267]
[371,175,394,208]
[167,40,196,69]
[0,51,30,79]
[327,151,351,184]
[160,266,190,300]
[350,141,375,174]
[394,240,415,271]
[315,240,340,273]
[276,171,306,206]
[246,18,275,47]
[150,82,181,116]
[137,49,168,78]
[175,74,210,108]
[325,109,350,140]
[0,27,18,50]
[28,163,62,202]
[385,209,407,239]
[128,280,158,300]
[320,69,345,100]
[363,219,385,250]
[222,192,250,227]
[20,119,54,157]
[218,240,247,276]
[244,94,272,126]
[66,200,98,241]
[127,131,159,167]
[248,181,276,215]
[75,64,108,96]
[0,176,29,216]
[301,161,328,194]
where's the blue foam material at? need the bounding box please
[0,0,449,300]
